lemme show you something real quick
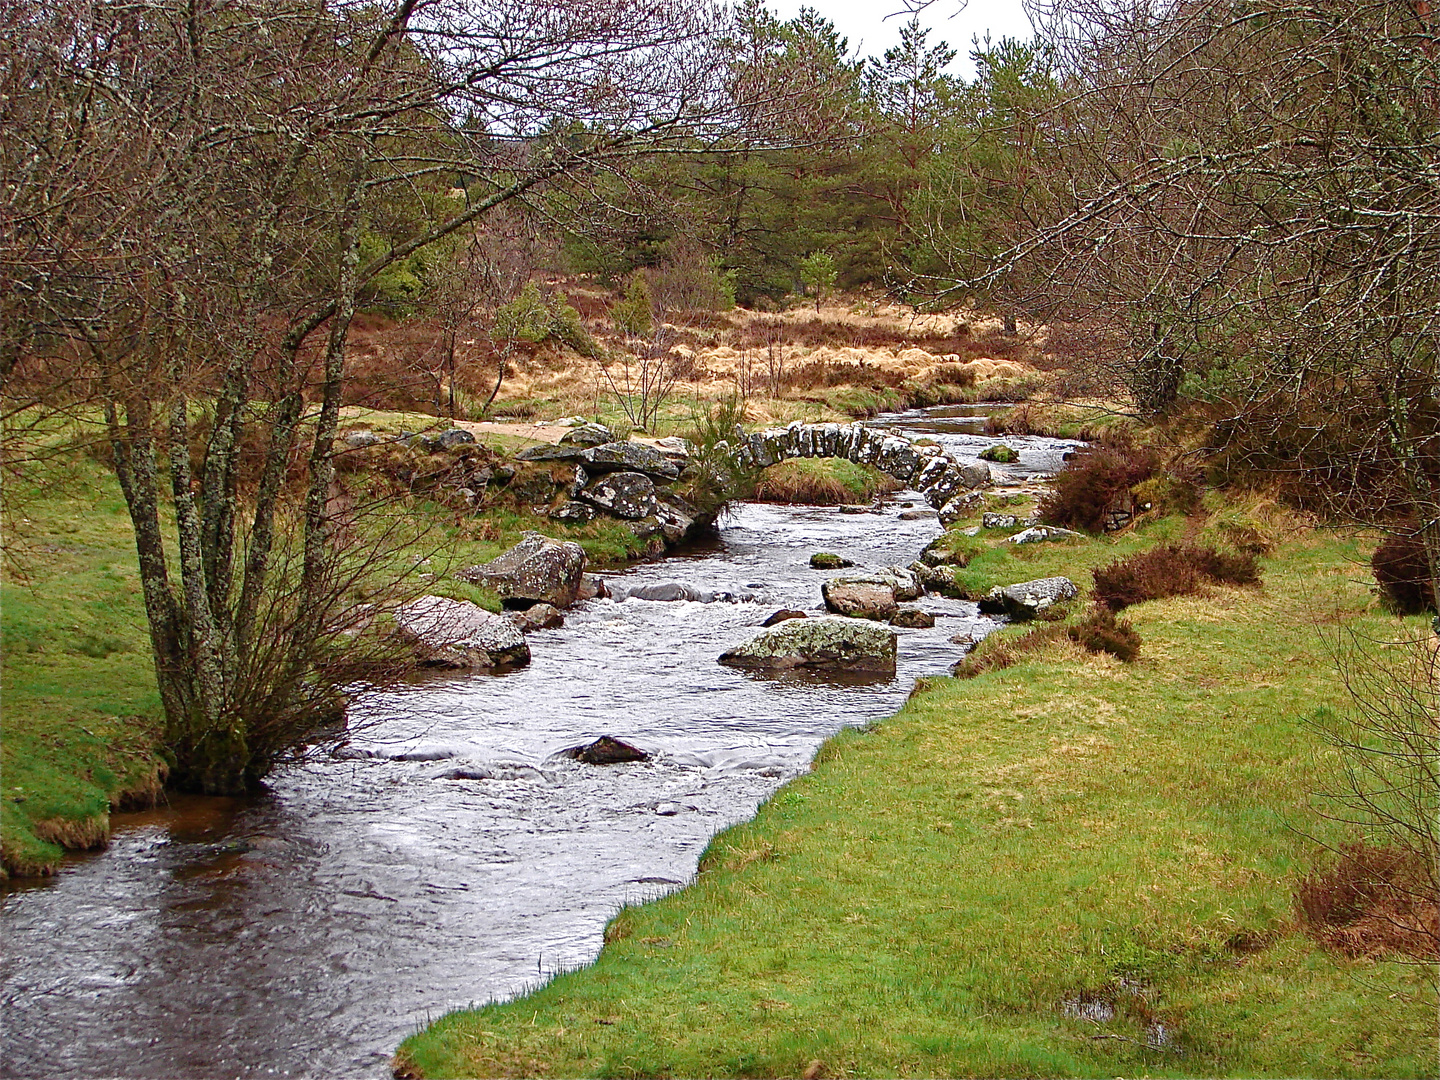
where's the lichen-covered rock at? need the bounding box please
[654,493,698,542]
[580,441,681,480]
[810,552,854,570]
[393,595,531,669]
[978,576,1079,620]
[652,436,694,463]
[891,606,935,628]
[876,566,923,601]
[939,490,985,525]
[550,499,596,524]
[580,471,658,520]
[1007,525,1085,544]
[456,532,587,609]
[509,603,564,632]
[515,444,587,463]
[432,428,476,449]
[982,512,1019,529]
[821,576,898,621]
[719,615,896,674]
[558,422,614,448]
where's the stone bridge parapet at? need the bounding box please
[724,421,991,510]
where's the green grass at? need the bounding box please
[2,469,167,877]
[753,458,900,506]
[397,514,1436,1078]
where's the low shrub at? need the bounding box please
[1092,544,1261,611]
[1296,842,1438,960]
[1372,533,1437,615]
[1037,438,1159,532]
[954,607,1141,678]
[1068,608,1142,662]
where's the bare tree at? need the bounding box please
[2,0,744,792]
[933,0,1439,600]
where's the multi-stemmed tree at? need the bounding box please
[1,0,744,792]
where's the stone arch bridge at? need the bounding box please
[724,422,991,511]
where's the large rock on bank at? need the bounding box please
[978,576,1079,620]
[393,595,531,669]
[580,441,681,480]
[456,532,587,609]
[719,616,896,674]
[579,471,658,520]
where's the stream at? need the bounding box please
[0,410,1078,1079]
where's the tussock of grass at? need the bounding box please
[399,519,1436,1079]
[753,458,900,506]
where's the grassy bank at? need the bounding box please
[1,471,168,877]
[397,507,1436,1078]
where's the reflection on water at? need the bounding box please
[0,415,1077,1079]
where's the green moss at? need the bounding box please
[979,443,1019,463]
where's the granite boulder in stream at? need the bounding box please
[393,595,531,669]
[821,575,898,621]
[457,532,587,608]
[719,615,896,674]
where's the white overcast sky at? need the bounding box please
[765,1,1037,78]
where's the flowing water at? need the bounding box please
[0,413,1078,1080]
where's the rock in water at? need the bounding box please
[393,595,531,669]
[562,735,651,765]
[809,552,854,569]
[455,532,587,609]
[978,443,1018,463]
[579,441,681,480]
[821,574,899,620]
[761,609,808,627]
[579,471,658,520]
[509,603,564,632]
[622,583,706,602]
[877,565,923,601]
[977,576,1079,620]
[578,575,610,601]
[719,616,896,674]
[891,606,935,628]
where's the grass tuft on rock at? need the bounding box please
[753,458,900,506]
